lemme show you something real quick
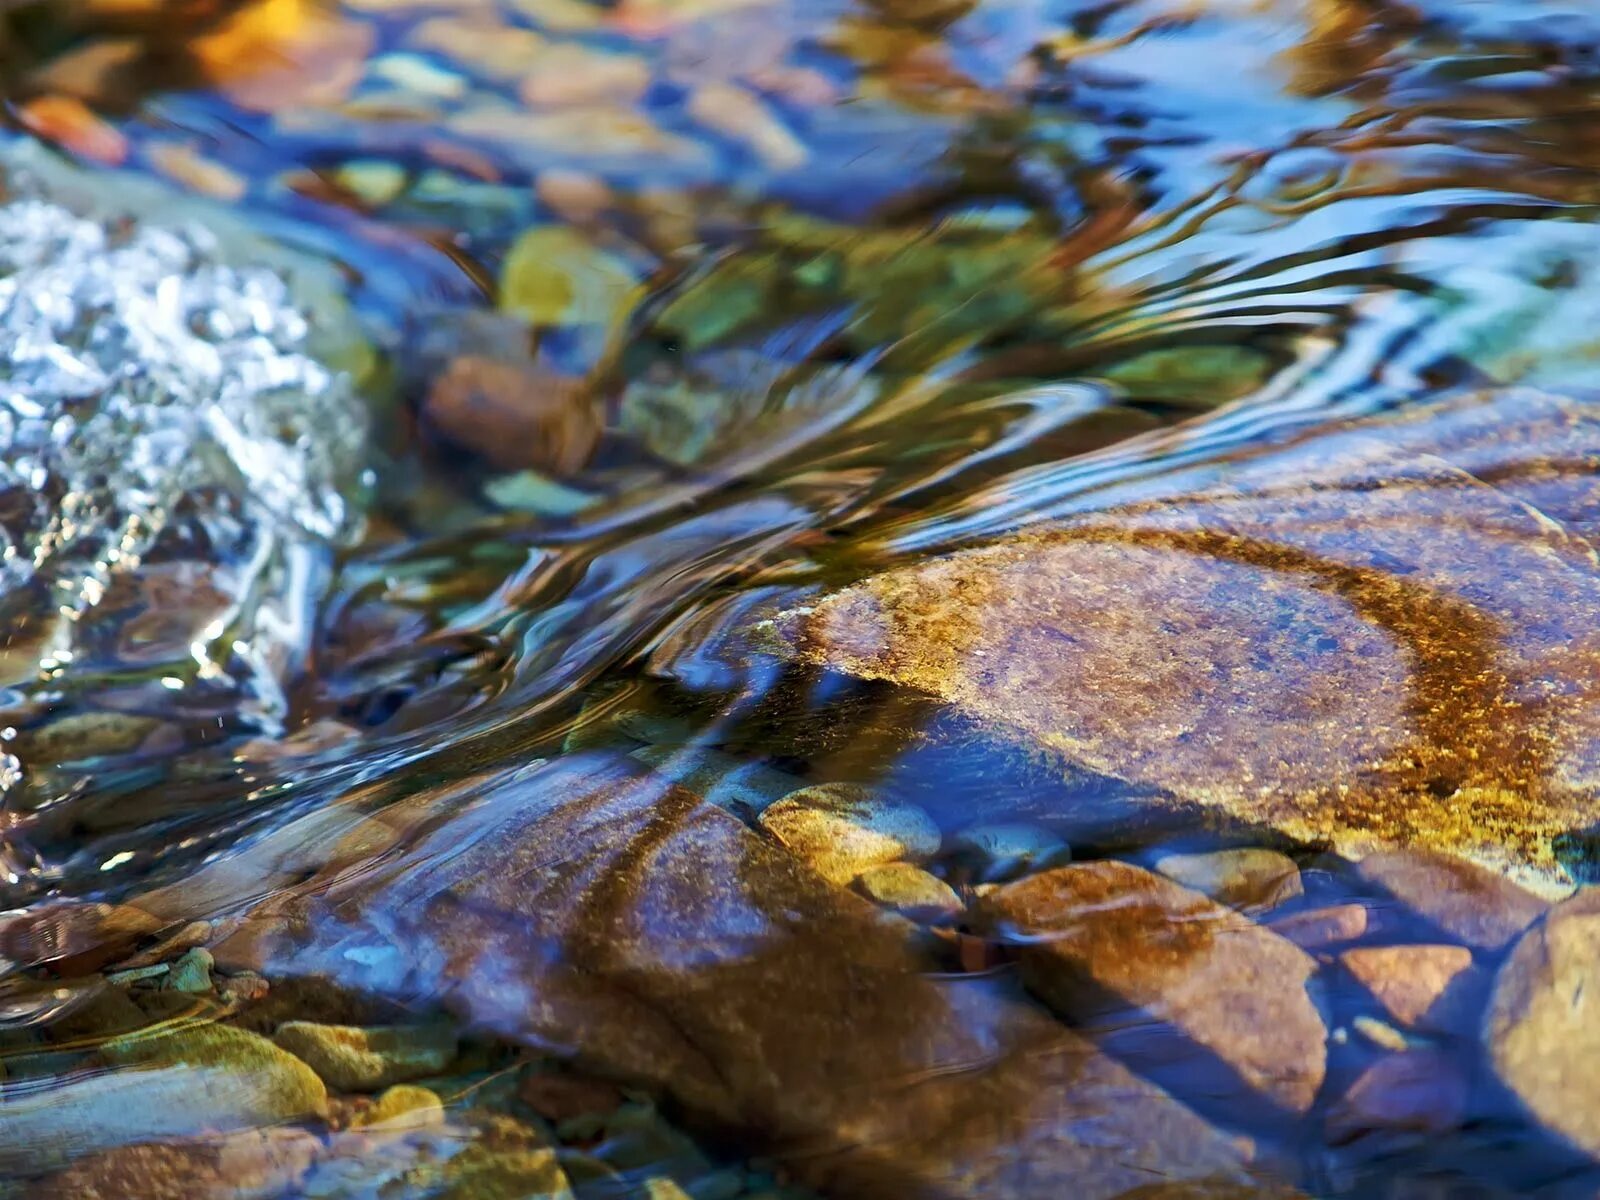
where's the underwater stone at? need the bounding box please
[758,782,940,885]
[1152,848,1303,914]
[853,862,962,922]
[0,1025,325,1173]
[248,752,1281,1197]
[980,860,1327,1117]
[1487,888,1600,1159]
[273,1021,459,1092]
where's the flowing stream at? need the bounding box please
[3,2,1600,1197]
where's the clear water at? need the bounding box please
[2,1,1600,1196]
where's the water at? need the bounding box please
[3,0,1600,1196]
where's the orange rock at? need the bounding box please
[981,861,1328,1116]
[1354,849,1547,952]
[17,95,128,166]
[32,1129,319,1200]
[146,143,248,201]
[422,354,601,475]
[1340,944,1482,1033]
[517,1070,625,1122]
[195,0,373,113]
[1268,903,1370,951]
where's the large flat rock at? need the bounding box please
[223,752,1281,1199]
[783,389,1600,890]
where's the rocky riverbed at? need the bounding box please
[7,1,1600,1197]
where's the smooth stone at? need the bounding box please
[519,44,651,108]
[165,946,215,993]
[1339,944,1482,1033]
[1354,849,1548,952]
[31,1129,320,1200]
[273,1022,458,1092]
[780,390,1600,888]
[853,863,963,922]
[1325,1050,1469,1144]
[244,753,1279,1198]
[1268,904,1370,951]
[0,1025,326,1173]
[758,782,940,886]
[947,822,1067,882]
[1487,888,1600,1157]
[1153,848,1303,913]
[979,860,1327,1116]
[421,352,600,475]
[351,1084,445,1131]
[0,899,164,975]
[1351,1015,1414,1053]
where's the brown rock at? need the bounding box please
[1268,904,1370,951]
[1487,888,1600,1157]
[783,389,1600,887]
[518,1071,626,1123]
[979,861,1327,1116]
[31,1129,319,1200]
[1153,848,1303,913]
[1339,944,1482,1033]
[0,901,164,976]
[0,1025,325,1174]
[246,753,1281,1198]
[1325,1050,1469,1144]
[272,1021,458,1092]
[422,353,600,475]
[1354,849,1547,952]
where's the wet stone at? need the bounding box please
[165,946,215,993]
[979,860,1328,1117]
[1354,849,1549,953]
[247,753,1279,1197]
[1325,1050,1470,1145]
[30,1128,321,1200]
[272,1021,459,1092]
[1269,904,1371,951]
[1153,848,1303,914]
[422,353,600,475]
[853,862,963,922]
[0,1024,326,1173]
[351,1084,446,1131]
[1486,887,1600,1158]
[1339,945,1483,1034]
[757,782,940,886]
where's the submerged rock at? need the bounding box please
[31,1129,320,1200]
[979,860,1327,1117]
[757,782,939,886]
[0,1024,325,1173]
[237,753,1280,1198]
[1486,888,1600,1158]
[853,862,962,921]
[781,389,1600,891]
[1353,849,1547,952]
[272,1021,458,1092]
[1152,848,1302,913]
[1325,1049,1469,1145]
[1339,944,1483,1035]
